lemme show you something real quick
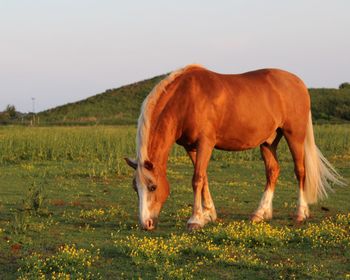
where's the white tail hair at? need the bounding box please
[304,111,346,204]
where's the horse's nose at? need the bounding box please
[143,219,155,230]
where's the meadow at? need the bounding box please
[0,125,349,279]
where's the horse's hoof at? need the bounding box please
[187,223,202,231]
[250,213,264,223]
[295,207,310,223]
[295,215,307,224]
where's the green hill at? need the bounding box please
[37,74,166,125]
[33,74,350,125]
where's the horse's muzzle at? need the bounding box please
[142,218,158,231]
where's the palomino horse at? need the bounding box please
[125,64,344,231]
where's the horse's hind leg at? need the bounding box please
[187,149,217,224]
[251,132,282,222]
[284,133,309,222]
[186,141,215,230]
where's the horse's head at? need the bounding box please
[125,157,169,230]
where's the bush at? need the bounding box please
[339,82,350,89]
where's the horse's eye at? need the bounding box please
[148,184,157,192]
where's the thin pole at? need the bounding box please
[31,97,36,113]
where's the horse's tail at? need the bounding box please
[303,111,346,204]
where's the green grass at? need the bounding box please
[0,125,349,279]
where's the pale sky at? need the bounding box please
[1,0,349,112]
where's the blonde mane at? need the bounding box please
[136,64,203,165]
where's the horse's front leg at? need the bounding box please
[187,142,214,231]
[186,149,217,225]
[201,175,217,223]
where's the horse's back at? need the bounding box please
[220,68,310,123]
[180,67,309,115]
[174,67,310,150]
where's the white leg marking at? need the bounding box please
[253,189,274,221]
[188,197,205,227]
[202,196,217,222]
[297,189,309,221]
[202,205,217,223]
[187,214,205,227]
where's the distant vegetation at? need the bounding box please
[309,86,350,123]
[37,74,166,125]
[339,82,350,89]
[0,105,27,125]
[1,75,350,125]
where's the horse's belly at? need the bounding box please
[215,125,277,151]
[215,138,260,151]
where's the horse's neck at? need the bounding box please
[145,80,180,170]
[148,117,177,170]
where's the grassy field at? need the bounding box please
[0,125,349,279]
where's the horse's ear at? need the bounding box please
[144,160,154,171]
[124,157,137,170]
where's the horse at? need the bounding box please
[125,64,344,231]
